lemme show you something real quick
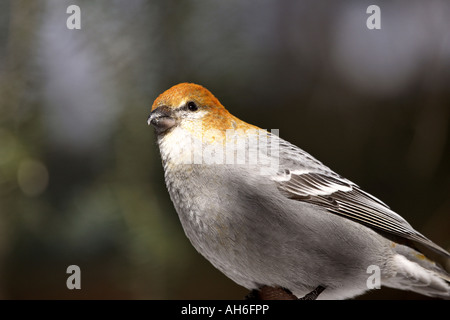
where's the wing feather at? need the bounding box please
[267,134,449,258]
[275,169,450,259]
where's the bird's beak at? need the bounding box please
[148,106,176,134]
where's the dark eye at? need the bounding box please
[187,101,198,111]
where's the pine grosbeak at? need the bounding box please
[148,83,450,299]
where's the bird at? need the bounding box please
[147,82,450,299]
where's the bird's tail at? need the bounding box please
[385,246,450,299]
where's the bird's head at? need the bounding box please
[148,83,244,138]
[148,83,268,168]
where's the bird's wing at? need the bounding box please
[272,138,450,259]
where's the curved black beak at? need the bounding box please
[148,106,176,134]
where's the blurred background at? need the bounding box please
[0,0,449,299]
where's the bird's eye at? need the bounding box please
[187,101,198,112]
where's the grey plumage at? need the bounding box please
[149,83,450,299]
